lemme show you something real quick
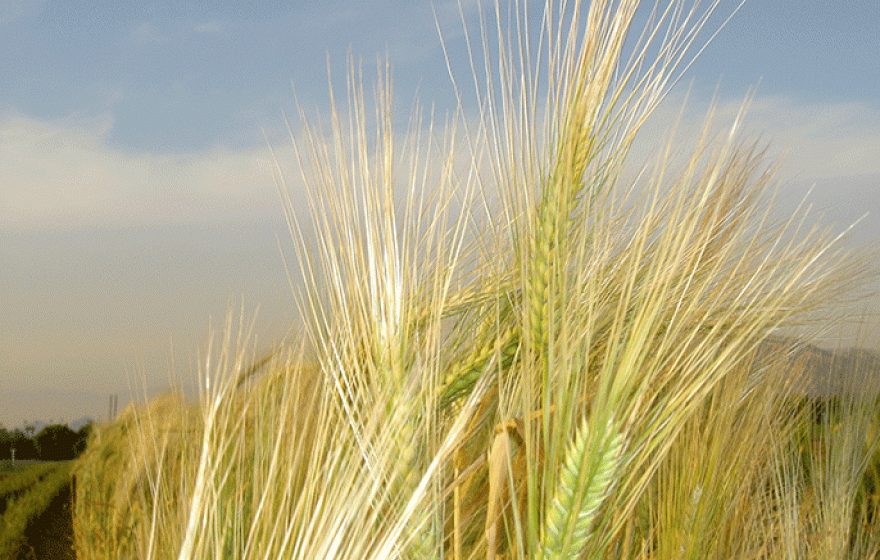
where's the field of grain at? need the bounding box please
[69,0,879,558]
[0,461,76,558]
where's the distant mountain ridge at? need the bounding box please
[757,337,880,399]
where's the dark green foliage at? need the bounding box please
[34,425,79,461]
[0,423,92,462]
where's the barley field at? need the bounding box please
[0,461,75,558]
[72,1,879,558]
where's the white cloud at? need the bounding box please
[626,91,880,183]
[2,92,878,232]
[734,96,880,180]
[0,111,286,230]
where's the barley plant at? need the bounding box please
[73,0,877,559]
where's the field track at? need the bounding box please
[13,478,76,560]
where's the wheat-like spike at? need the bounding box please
[438,320,520,412]
[522,0,643,353]
[540,417,626,560]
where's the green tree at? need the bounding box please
[35,424,79,461]
[0,426,10,460]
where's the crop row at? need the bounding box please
[0,462,72,558]
[0,463,59,516]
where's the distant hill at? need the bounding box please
[756,337,880,400]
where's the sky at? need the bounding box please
[2,0,879,429]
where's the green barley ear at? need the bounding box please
[540,417,626,560]
[437,310,520,413]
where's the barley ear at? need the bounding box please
[438,319,520,412]
[540,417,626,560]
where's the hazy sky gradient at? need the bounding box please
[2,0,879,428]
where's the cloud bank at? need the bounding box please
[1,110,286,230]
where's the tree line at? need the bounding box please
[0,423,92,462]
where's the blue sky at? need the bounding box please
[2,0,879,428]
